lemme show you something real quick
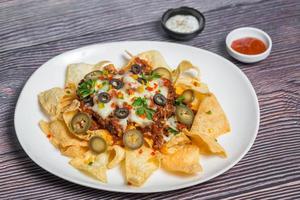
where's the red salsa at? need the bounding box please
[231,37,267,55]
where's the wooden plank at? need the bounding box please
[0,0,299,199]
[0,0,264,52]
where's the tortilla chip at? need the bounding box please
[123,50,170,71]
[160,132,191,154]
[39,120,59,148]
[172,60,200,83]
[125,146,159,186]
[107,145,125,169]
[38,87,64,117]
[191,94,230,138]
[137,50,170,70]
[59,84,78,112]
[70,151,108,183]
[61,146,87,158]
[162,144,202,174]
[185,130,226,157]
[49,120,88,148]
[66,63,102,86]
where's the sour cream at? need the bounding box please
[165,15,200,33]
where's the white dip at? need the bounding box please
[165,15,199,33]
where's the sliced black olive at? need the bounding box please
[181,89,195,104]
[110,78,124,89]
[114,108,129,119]
[84,70,103,80]
[175,105,194,127]
[82,96,94,106]
[137,77,147,85]
[153,93,167,106]
[97,92,111,103]
[131,64,142,74]
[89,136,107,154]
[123,129,144,150]
[71,112,91,134]
[153,67,171,80]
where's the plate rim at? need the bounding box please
[14,41,260,193]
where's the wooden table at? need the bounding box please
[1,0,299,199]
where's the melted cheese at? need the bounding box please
[90,71,169,130]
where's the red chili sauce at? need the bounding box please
[231,37,267,55]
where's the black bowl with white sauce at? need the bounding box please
[161,7,205,40]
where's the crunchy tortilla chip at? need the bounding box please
[61,146,87,158]
[38,87,64,117]
[162,144,202,174]
[185,130,226,157]
[125,146,159,186]
[66,63,103,86]
[59,83,78,112]
[137,50,170,70]
[175,82,208,110]
[191,94,230,138]
[123,50,170,71]
[70,151,108,183]
[49,120,87,148]
[107,145,125,169]
[39,120,59,148]
[160,133,191,154]
[172,60,200,84]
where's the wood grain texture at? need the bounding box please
[0,0,299,199]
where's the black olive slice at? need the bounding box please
[114,108,130,119]
[181,89,194,104]
[175,105,194,127]
[84,70,103,80]
[71,112,91,134]
[152,67,171,80]
[89,136,107,154]
[131,64,142,74]
[82,96,94,106]
[97,92,111,103]
[123,129,144,150]
[153,93,167,106]
[110,78,124,89]
[137,77,147,85]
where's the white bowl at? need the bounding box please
[226,27,272,63]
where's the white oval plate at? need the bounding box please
[14,41,259,193]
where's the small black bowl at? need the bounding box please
[161,7,205,40]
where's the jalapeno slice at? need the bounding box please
[175,105,194,127]
[71,112,91,134]
[89,136,107,154]
[123,129,144,150]
[181,89,194,104]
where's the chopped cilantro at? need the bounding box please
[133,97,155,120]
[77,79,96,99]
[167,127,179,135]
[175,96,185,106]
